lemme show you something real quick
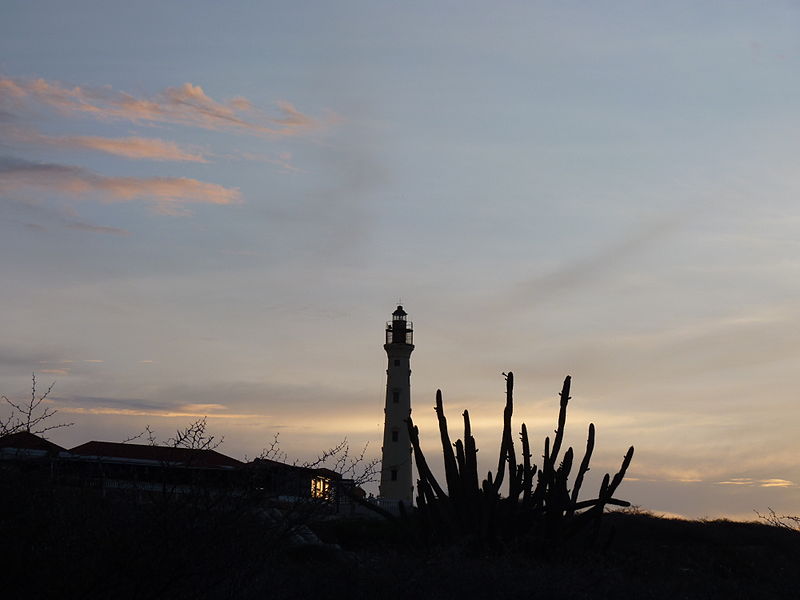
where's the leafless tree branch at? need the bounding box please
[755,507,800,532]
[1,373,73,437]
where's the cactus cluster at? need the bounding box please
[406,373,634,548]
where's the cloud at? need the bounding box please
[0,156,240,213]
[65,135,207,162]
[273,100,318,129]
[3,126,208,162]
[0,77,334,137]
[59,406,264,419]
[503,214,689,310]
[56,395,169,412]
[39,368,69,375]
[0,78,25,100]
[0,346,62,372]
[717,478,794,488]
[181,403,227,412]
[66,221,130,235]
[760,479,794,488]
[2,193,131,235]
[233,151,299,172]
[53,395,264,419]
[4,124,305,167]
[581,306,800,383]
[53,379,382,430]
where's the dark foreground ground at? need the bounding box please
[3,482,799,600]
[310,512,800,600]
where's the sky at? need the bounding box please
[1,1,799,520]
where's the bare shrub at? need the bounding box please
[1,373,73,436]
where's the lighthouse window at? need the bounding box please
[391,430,399,442]
[391,469,398,481]
[392,390,399,403]
[394,359,400,366]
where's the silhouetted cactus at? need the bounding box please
[406,373,634,549]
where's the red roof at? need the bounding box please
[68,441,242,469]
[0,431,66,454]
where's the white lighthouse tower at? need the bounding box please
[378,305,414,510]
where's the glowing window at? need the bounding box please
[311,476,331,500]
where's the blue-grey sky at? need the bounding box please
[2,1,799,519]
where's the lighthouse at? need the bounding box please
[378,305,414,510]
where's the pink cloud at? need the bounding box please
[0,78,26,99]
[274,100,317,128]
[0,77,333,137]
[4,126,208,162]
[0,157,240,213]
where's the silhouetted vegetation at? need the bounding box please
[756,507,800,532]
[0,372,72,436]
[404,373,633,552]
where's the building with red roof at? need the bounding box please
[0,431,66,458]
[68,440,242,469]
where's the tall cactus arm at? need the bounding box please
[568,423,595,513]
[463,410,480,494]
[406,418,447,500]
[492,372,516,496]
[435,390,461,498]
[550,375,571,464]
[521,423,534,504]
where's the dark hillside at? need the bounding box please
[2,471,798,600]
[308,511,800,600]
